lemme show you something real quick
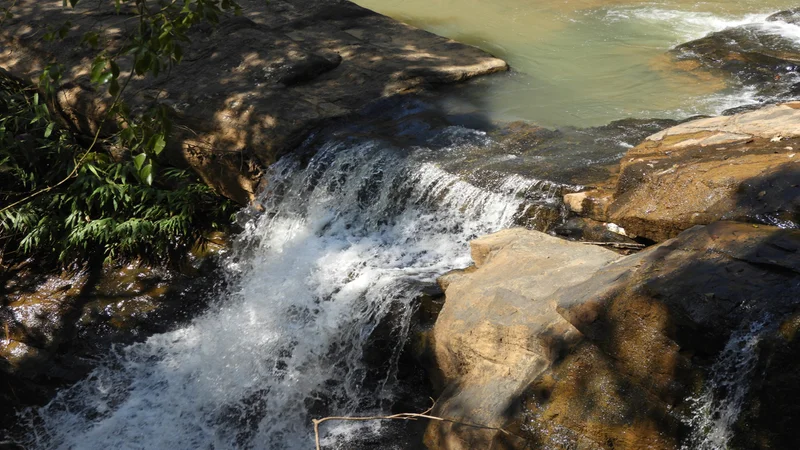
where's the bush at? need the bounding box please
[0,70,236,267]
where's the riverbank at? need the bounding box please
[2,2,800,449]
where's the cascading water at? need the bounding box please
[682,318,771,450]
[20,126,569,449]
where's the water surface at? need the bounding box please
[356,0,800,126]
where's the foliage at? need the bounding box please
[0,0,243,266]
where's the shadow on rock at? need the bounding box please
[0,0,508,205]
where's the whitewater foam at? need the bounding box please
[21,129,552,450]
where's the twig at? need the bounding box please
[312,400,512,450]
[581,241,645,250]
[0,0,19,29]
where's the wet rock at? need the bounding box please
[0,0,507,204]
[767,8,800,26]
[600,102,800,242]
[483,118,678,188]
[731,312,800,450]
[671,22,800,101]
[0,254,223,429]
[425,228,621,449]
[551,217,640,249]
[427,222,800,449]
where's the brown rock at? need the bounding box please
[427,222,800,449]
[671,23,800,100]
[605,103,800,242]
[0,256,222,428]
[0,0,507,204]
[425,228,621,449]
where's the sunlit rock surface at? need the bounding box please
[566,102,800,242]
[427,222,800,449]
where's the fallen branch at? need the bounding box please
[581,241,645,250]
[312,400,512,450]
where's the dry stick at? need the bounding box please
[581,241,645,249]
[312,402,512,450]
[0,0,19,29]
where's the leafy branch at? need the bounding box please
[0,0,242,266]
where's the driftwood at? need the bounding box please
[312,400,512,450]
[581,241,645,250]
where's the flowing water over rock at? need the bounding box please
[682,319,771,450]
[18,127,572,449]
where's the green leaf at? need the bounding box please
[44,122,54,138]
[110,60,120,79]
[90,57,105,83]
[152,134,166,155]
[133,153,146,170]
[98,71,114,85]
[109,78,120,97]
[134,53,152,76]
[140,164,153,186]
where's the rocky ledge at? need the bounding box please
[0,0,507,204]
[565,102,800,242]
[425,222,800,450]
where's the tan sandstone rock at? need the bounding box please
[425,228,621,449]
[427,222,800,449]
[599,103,800,241]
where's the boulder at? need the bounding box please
[427,222,800,449]
[0,0,508,204]
[425,228,621,449]
[671,22,800,101]
[570,103,800,242]
[767,8,800,26]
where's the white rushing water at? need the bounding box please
[22,128,565,449]
[682,318,770,450]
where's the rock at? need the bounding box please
[730,312,800,450]
[602,103,800,241]
[551,217,640,249]
[0,256,223,429]
[671,23,800,100]
[767,8,800,25]
[563,190,614,221]
[427,222,800,449]
[0,0,507,205]
[425,228,621,449]
[547,222,800,449]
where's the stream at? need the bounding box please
[16,1,800,449]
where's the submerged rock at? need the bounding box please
[767,8,800,26]
[671,21,800,102]
[0,0,507,204]
[426,222,800,449]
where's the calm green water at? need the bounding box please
[355,0,800,127]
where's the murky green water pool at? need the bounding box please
[355,0,800,126]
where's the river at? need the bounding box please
[18,1,800,449]
[356,0,800,126]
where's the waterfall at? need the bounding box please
[21,126,567,450]
[682,318,770,450]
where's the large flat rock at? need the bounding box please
[427,222,800,449]
[0,0,507,203]
[566,103,800,242]
[425,228,621,449]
